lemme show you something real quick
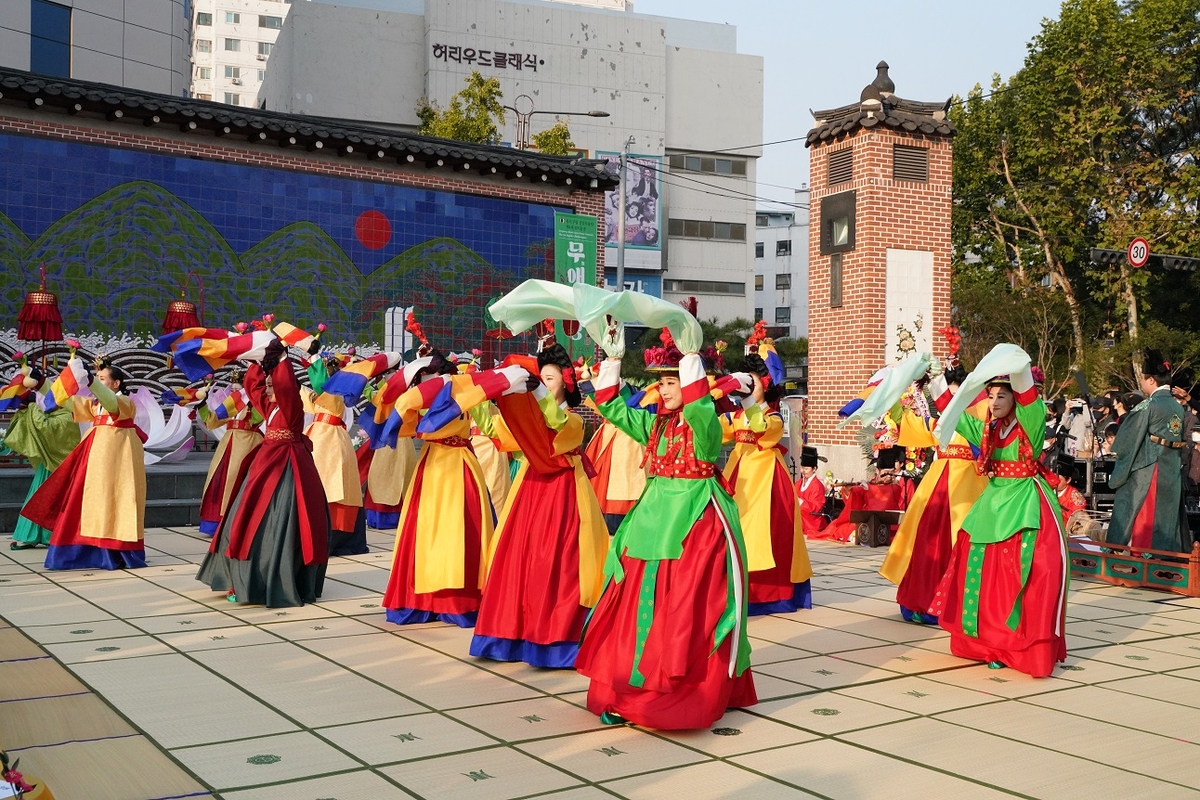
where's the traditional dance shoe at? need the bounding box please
[987,661,1006,670]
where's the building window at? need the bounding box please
[225,38,240,51]
[755,242,764,258]
[776,240,792,256]
[225,11,240,23]
[224,92,240,105]
[196,67,212,80]
[224,66,240,79]
[258,41,273,56]
[667,154,748,177]
[756,215,768,227]
[666,218,747,242]
[663,279,745,296]
[30,0,71,78]
[754,274,764,290]
[830,254,843,308]
[196,11,212,25]
[754,307,763,320]
[259,15,283,28]
[827,148,853,186]
[775,274,791,290]
[820,191,856,255]
[257,69,266,82]
[775,307,791,324]
[196,93,212,100]
[894,144,930,183]
[197,39,212,53]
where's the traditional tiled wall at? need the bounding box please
[0,115,604,355]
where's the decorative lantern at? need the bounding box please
[17,264,63,342]
[161,272,204,335]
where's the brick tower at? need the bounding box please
[805,62,954,479]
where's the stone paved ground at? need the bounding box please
[3,529,1200,799]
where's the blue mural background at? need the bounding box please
[0,133,565,349]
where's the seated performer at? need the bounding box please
[1108,350,1191,553]
[197,338,330,607]
[470,342,608,668]
[4,356,80,550]
[721,346,813,615]
[794,446,829,539]
[930,347,1068,678]
[576,328,757,730]
[23,356,147,570]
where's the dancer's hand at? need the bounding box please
[600,315,625,359]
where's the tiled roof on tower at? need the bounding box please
[806,62,955,147]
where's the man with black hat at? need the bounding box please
[795,445,828,538]
[1108,351,1191,552]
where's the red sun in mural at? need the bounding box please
[355,210,392,250]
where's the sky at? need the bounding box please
[634,0,1066,207]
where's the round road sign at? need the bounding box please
[1128,237,1150,268]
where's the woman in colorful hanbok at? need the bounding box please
[575,335,757,729]
[880,365,989,624]
[5,360,81,550]
[469,344,609,668]
[197,339,330,607]
[930,347,1068,678]
[721,351,813,615]
[196,373,263,536]
[469,406,512,514]
[304,354,366,555]
[358,433,418,530]
[374,348,531,627]
[24,356,147,570]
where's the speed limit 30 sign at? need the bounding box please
[1128,237,1150,268]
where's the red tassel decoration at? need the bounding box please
[162,272,204,335]
[17,263,63,342]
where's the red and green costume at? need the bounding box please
[575,354,756,729]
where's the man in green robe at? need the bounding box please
[1108,351,1191,553]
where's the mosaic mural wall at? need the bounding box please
[0,133,564,352]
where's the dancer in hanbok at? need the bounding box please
[373,314,532,627]
[585,410,647,535]
[469,406,512,513]
[930,346,1068,677]
[24,356,147,570]
[721,347,813,615]
[197,338,330,606]
[576,330,757,729]
[880,364,989,624]
[304,354,366,555]
[470,343,609,667]
[4,357,80,549]
[194,372,263,536]
[358,432,418,530]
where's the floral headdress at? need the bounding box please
[643,328,684,373]
[406,311,432,357]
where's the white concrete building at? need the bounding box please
[754,187,810,338]
[259,0,763,322]
[189,0,290,106]
[0,0,190,95]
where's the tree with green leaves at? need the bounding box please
[950,0,1200,391]
[416,71,506,145]
[531,118,576,155]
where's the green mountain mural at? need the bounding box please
[364,237,524,348]
[236,222,361,338]
[23,181,239,336]
[0,211,32,312]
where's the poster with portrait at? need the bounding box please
[597,152,663,274]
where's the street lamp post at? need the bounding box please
[502,94,609,150]
[615,135,635,292]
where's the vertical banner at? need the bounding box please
[554,212,598,358]
[597,152,663,273]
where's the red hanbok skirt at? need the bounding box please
[932,489,1068,678]
[576,502,757,730]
